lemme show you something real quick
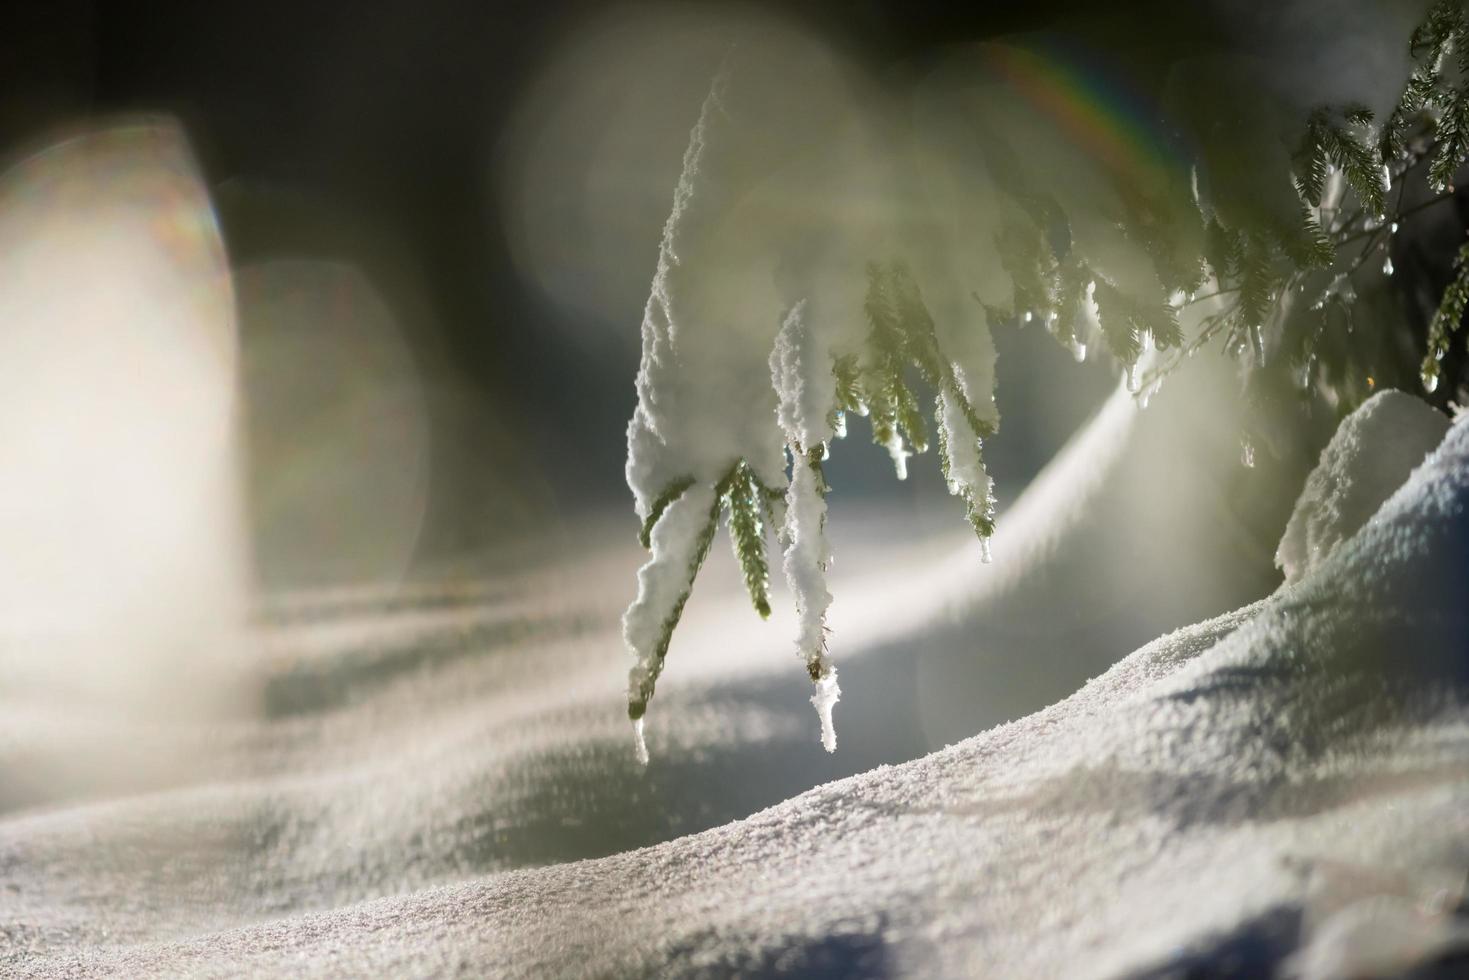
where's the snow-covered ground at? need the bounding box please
[6,365,1468,977]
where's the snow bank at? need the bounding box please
[1275,388,1449,584]
[9,382,1469,979]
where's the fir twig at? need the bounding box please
[1423,241,1469,391]
[724,461,773,618]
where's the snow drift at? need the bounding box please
[6,355,1468,980]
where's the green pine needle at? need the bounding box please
[1091,278,1143,365]
[996,218,1052,320]
[1423,241,1469,389]
[628,487,722,721]
[1238,233,1278,330]
[1430,84,1469,192]
[724,462,773,618]
[1204,219,1242,282]
[833,354,863,414]
[640,477,695,550]
[1051,261,1090,349]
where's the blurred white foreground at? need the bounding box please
[0,119,253,734]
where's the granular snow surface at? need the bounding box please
[5,390,1468,979]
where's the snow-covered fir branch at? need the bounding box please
[623,0,1469,760]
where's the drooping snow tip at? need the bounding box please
[770,300,837,453]
[623,482,720,720]
[810,670,841,753]
[938,386,988,493]
[763,308,846,743]
[782,452,835,683]
[1125,361,1141,394]
[632,717,649,767]
[936,382,996,544]
[885,430,910,480]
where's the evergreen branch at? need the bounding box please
[1429,84,1469,191]
[1091,277,1143,365]
[934,383,996,541]
[1136,299,1243,392]
[1145,302,1184,350]
[996,217,1052,319]
[1294,117,1331,206]
[1090,276,1183,362]
[1278,205,1337,269]
[888,261,945,383]
[1238,233,1278,329]
[1051,260,1091,350]
[1423,241,1469,391]
[1297,107,1386,213]
[832,353,863,413]
[640,477,695,549]
[1203,219,1242,283]
[724,461,772,618]
[1382,0,1463,163]
[1136,4,1467,403]
[627,484,724,721]
[1410,0,1464,63]
[1118,190,1206,294]
[1380,70,1440,164]
[894,377,928,454]
[860,261,907,459]
[965,495,997,540]
[622,0,1469,744]
[1329,126,1387,215]
[762,480,787,551]
[859,260,957,459]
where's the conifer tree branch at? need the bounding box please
[622,1,1469,747]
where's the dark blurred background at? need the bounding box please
[0,0,1416,582]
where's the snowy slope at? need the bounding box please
[5,385,1467,978]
